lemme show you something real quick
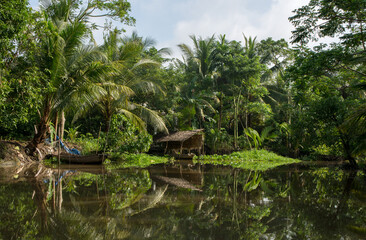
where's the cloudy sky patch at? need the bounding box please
[29,0,309,57]
[124,0,307,57]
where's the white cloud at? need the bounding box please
[172,0,307,47]
[261,0,307,40]
[139,0,309,59]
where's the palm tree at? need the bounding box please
[176,35,219,128]
[74,30,169,133]
[179,92,216,129]
[26,0,108,154]
[54,45,111,137]
[178,35,217,82]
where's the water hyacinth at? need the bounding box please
[195,149,300,171]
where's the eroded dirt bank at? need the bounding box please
[0,140,55,166]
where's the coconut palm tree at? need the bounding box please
[72,30,169,133]
[176,35,219,128]
[26,0,110,154]
[178,35,217,82]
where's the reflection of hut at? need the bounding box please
[149,164,204,188]
[157,129,204,158]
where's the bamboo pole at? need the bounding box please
[57,122,61,165]
[60,111,65,141]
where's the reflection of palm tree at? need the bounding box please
[49,211,105,239]
[128,185,168,216]
[44,170,154,239]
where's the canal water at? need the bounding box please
[0,162,365,239]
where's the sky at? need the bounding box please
[29,0,308,58]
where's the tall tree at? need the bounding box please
[215,38,267,148]
[177,35,218,128]
[25,0,134,155]
[0,0,47,136]
[289,0,366,78]
[287,0,366,165]
[77,30,168,133]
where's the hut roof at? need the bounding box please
[157,129,204,143]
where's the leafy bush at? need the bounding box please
[74,133,102,155]
[242,127,277,150]
[105,114,153,154]
[65,126,80,143]
[0,68,46,138]
[205,126,234,154]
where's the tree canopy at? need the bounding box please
[0,0,366,166]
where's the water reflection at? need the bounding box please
[0,162,365,239]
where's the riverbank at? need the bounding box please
[0,140,58,165]
[0,140,32,167]
[1,140,299,171]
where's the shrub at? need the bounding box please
[105,114,153,154]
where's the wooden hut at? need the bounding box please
[157,129,204,158]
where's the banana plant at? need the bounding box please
[243,126,277,150]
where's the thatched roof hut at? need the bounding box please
[157,129,204,156]
[157,129,203,143]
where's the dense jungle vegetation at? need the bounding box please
[1,0,366,168]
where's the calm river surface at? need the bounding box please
[0,162,365,239]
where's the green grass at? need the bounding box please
[194,149,301,171]
[107,153,172,169]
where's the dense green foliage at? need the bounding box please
[105,114,153,153]
[0,0,366,166]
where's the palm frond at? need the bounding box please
[344,103,366,133]
[129,104,168,134]
[54,80,107,115]
[100,82,135,98]
[157,47,172,56]
[62,21,88,58]
[178,43,194,61]
[130,80,164,95]
[118,109,146,131]
[132,59,160,70]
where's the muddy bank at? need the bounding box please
[0,140,55,166]
[0,140,56,182]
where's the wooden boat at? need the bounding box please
[51,153,106,164]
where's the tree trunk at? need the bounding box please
[218,92,223,130]
[233,97,238,149]
[104,100,112,132]
[26,99,52,157]
[105,113,112,132]
[60,111,65,141]
[339,134,358,168]
[54,113,58,142]
[247,113,251,128]
[233,92,242,150]
[246,94,252,128]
